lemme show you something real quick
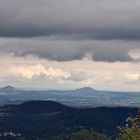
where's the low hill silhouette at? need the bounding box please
[1,100,74,114]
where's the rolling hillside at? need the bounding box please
[0,101,138,140]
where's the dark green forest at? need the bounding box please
[0,101,139,140]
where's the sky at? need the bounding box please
[0,0,140,91]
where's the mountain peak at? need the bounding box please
[0,86,17,92]
[76,87,96,92]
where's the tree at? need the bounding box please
[117,109,140,140]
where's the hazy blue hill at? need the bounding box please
[0,86,17,92]
[75,87,97,93]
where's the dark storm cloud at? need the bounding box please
[0,0,140,62]
[92,46,133,62]
[0,0,140,39]
[0,38,139,62]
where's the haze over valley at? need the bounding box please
[0,85,140,107]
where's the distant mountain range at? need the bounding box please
[0,86,97,93]
[0,85,140,107]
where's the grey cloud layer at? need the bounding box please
[0,0,140,39]
[0,38,139,62]
[0,0,140,62]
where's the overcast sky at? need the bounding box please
[0,0,140,91]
